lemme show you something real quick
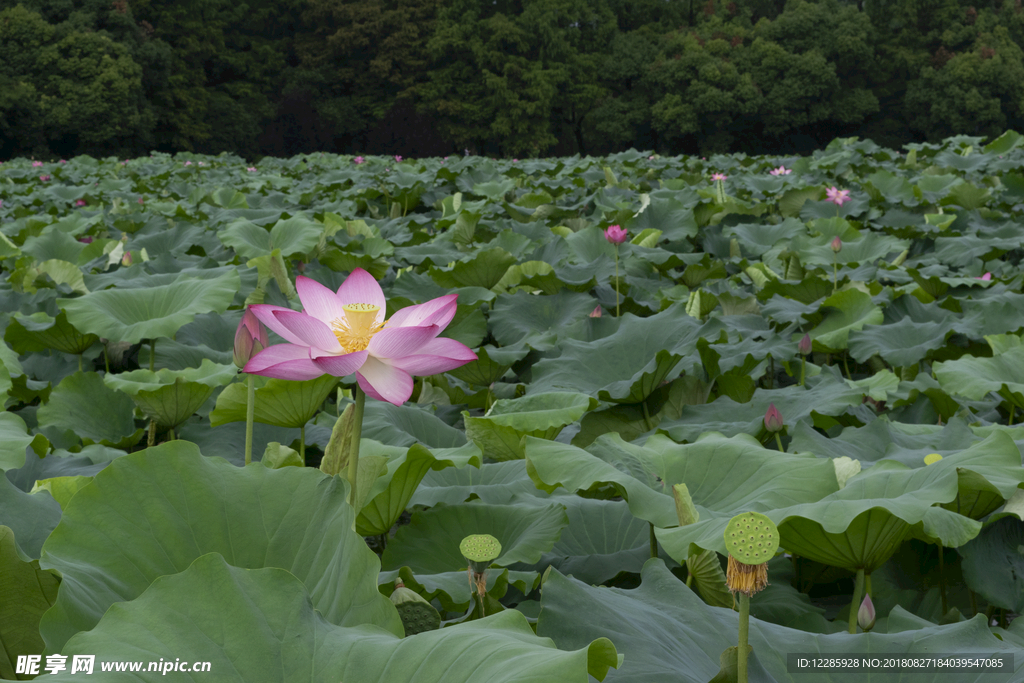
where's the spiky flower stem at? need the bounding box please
[347,386,366,507]
[738,593,750,683]
[614,247,621,317]
[244,374,255,465]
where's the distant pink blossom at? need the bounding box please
[825,186,851,206]
[75,199,87,207]
[198,162,205,166]
[830,236,843,253]
[394,155,402,162]
[711,173,727,181]
[589,305,602,318]
[184,161,192,166]
[354,156,364,164]
[138,197,144,204]
[769,166,792,176]
[39,175,50,182]
[649,156,655,160]
[60,159,67,164]
[512,159,518,162]
[604,224,628,245]
[32,161,43,168]
[247,167,257,172]
[77,236,94,244]
[976,272,992,280]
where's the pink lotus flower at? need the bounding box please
[32,161,43,167]
[244,269,477,405]
[198,161,206,166]
[394,155,402,162]
[60,159,67,164]
[764,403,783,432]
[75,199,87,207]
[858,593,875,631]
[184,161,192,166]
[825,186,851,206]
[513,159,518,162]
[604,224,628,245]
[122,251,133,266]
[77,235,94,244]
[798,334,812,356]
[711,173,728,181]
[121,160,127,165]
[247,167,257,172]
[589,305,603,318]
[138,196,144,204]
[769,166,792,176]
[976,272,992,280]
[830,236,843,253]
[354,156,364,164]
[234,308,269,368]
[649,156,655,160]
[39,175,50,182]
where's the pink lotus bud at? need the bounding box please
[976,272,992,281]
[138,196,144,204]
[122,251,133,266]
[798,334,812,356]
[39,175,50,182]
[604,224,628,245]
[77,235,94,244]
[32,161,43,167]
[764,403,783,433]
[589,305,602,318]
[75,199,87,207]
[60,159,67,164]
[830,236,842,253]
[234,308,269,369]
[858,593,875,631]
[395,155,402,162]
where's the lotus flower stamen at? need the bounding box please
[330,303,387,352]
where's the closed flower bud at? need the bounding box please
[858,593,875,631]
[830,236,842,253]
[764,403,783,433]
[589,305,602,318]
[604,224,628,245]
[798,334,812,356]
[233,308,269,369]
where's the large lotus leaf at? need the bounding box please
[658,367,865,443]
[359,401,468,448]
[0,412,35,472]
[209,373,337,429]
[787,417,979,467]
[4,310,98,355]
[381,500,569,574]
[410,460,547,507]
[379,565,540,614]
[927,432,1024,519]
[428,247,516,289]
[526,432,839,529]
[356,443,482,537]
[537,559,1024,683]
[623,192,698,242]
[38,441,402,652]
[45,554,618,683]
[36,371,139,447]
[57,269,240,344]
[804,289,884,352]
[489,289,602,351]
[538,497,653,585]
[0,476,62,561]
[30,475,93,510]
[934,344,1024,409]
[463,392,599,461]
[528,308,724,403]
[658,460,979,572]
[0,526,60,681]
[103,359,237,427]
[446,344,528,386]
[218,215,323,260]
[847,315,953,366]
[958,516,1024,613]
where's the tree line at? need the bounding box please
[1,0,1022,161]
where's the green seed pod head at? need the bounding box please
[460,534,502,573]
[723,512,779,565]
[390,586,440,636]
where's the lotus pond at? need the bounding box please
[1,134,1024,682]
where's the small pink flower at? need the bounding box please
[121,160,127,165]
[32,161,43,168]
[75,199,87,207]
[39,175,50,182]
[798,334,812,355]
[394,155,402,162]
[604,224,628,245]
[122,251,133,266]
[976,272,992,281]
[198,161,206,166]
[138,197,144,204]
[858,593,875,631]
[711,173,727,181]
[247,167,257,172]
[649,155,654,160]
[701,157,706,160]
[512,159,518,162]
[830,236,843,253]
[764,404,784,432]
[769,166,792,176]
[60,159,67,164]
[234,307,269,369]
[589,305,603,318]
[184,161,192,166]
[354,156,364,164]
[77,235,94,244]
[825,186,851,207]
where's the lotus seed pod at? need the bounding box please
[460,534,502,574]
[390,583,440,636]
[723,512,780,566]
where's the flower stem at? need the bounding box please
[842,352,852,380]
[104,345,110,374]
[149,339,155,371]
[347,385,366,508]
[799,356,806,387]
[938,543,948,614]
[738,592,750,683]
[649,522,657,559]
[299,424,305,462]
[78,355,82,372]
[832,255,838,294]
[147,419,156,448]
[614,248,620,317]
[244,374,255,466]
[774,433,785,453]
[848,568,865,633]
[642,401,653,432]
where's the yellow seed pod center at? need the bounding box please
[331,303,385,352]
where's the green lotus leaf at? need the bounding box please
[410,460,546,508]
[537,559,1023,683]
[847,315,954,367]
[0,526,60,681]
[5,310,99,355]
[528,307,723,403]
[103,359,237,427]
[658,459,980,572]
[0,412,35,472]
[526,432,839,529]
[381,501,569,574]
[489,289,601,351]
[29,476,92,510]
[926,431,1024,519]
[804,289,884,353]
[934,344,1024,410]
[36,371,140,448]
[38,441,401,652]
[57,269,240,344]
[358,401,468,448]
[380,565,539,615]
[958,516,1024,613]
[356,443,482,537]
[260,442,304,468]
[464,392,599,461]
[0,476,62,562]
[43,554,617,683]
[445,344,528,386]
[428,247,516,290]
[209,373,337,429]
[219,215,323,260]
